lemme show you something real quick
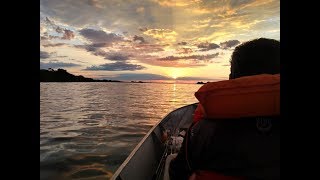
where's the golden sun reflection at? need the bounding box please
[170,83,177,107]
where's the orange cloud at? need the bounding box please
[143,29,178,43]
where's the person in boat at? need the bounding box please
[169,38,280,180]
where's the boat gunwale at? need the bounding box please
[110,103,198,180]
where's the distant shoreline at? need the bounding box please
[40,68,123,83]
[40,68,218,84]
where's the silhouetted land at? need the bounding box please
[40,68,122,82]
[196,81,206,84]
[131,81,146,83]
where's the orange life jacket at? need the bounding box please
[190,74,280,180]
[193,74,280,122]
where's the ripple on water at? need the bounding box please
[40,82,200,179]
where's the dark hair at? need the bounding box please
[229,38,280,79]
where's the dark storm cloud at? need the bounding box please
[79,28,123,44]
[220,40,241,49]
[85,62,145,71]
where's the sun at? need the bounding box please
[160,67,192,80]
[166,68,185,80]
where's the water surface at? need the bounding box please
[40,82,200,179]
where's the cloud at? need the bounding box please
[62,29,75,40]
[85,62,145,71]
[158,53,219,61]
[40,51,51,59]
[105,53,130,61]
[133,35,146,44]
[197,42,220,51]
[79,28,123,45]
[73,44,97,52]
[40,36,48,41]
[92,49,108,57]
[177,42,187,45]
[143,29,178,42]
[41,16,75,41]
[45,17,55,26]
[75,43,108,52]
[42,43,65,47]
[80,41,131,57]
[87,0,97,6]
[136,7,145,13]
[75,44,133,61]
[154,0,201,7]
[56,55,68,58]
[133,44,165,52]
[229,0,255,8]
[220,40,241,49]
[40,50,68,59]
[139,27,148,32]
[49,35,60,39]
[41,34,60,41]
[91,43,109,47]
[55,26,63,33]
[40,61,81,69]
[87,0,103,8]
[178,48,193,54]
[40,25,46,33]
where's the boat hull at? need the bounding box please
[111,103,198,180]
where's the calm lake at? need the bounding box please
[40,82,201,179]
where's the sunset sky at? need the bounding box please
[40,0,279,81]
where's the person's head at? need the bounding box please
[229,38,280,79]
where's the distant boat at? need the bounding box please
[111,103,198,180]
